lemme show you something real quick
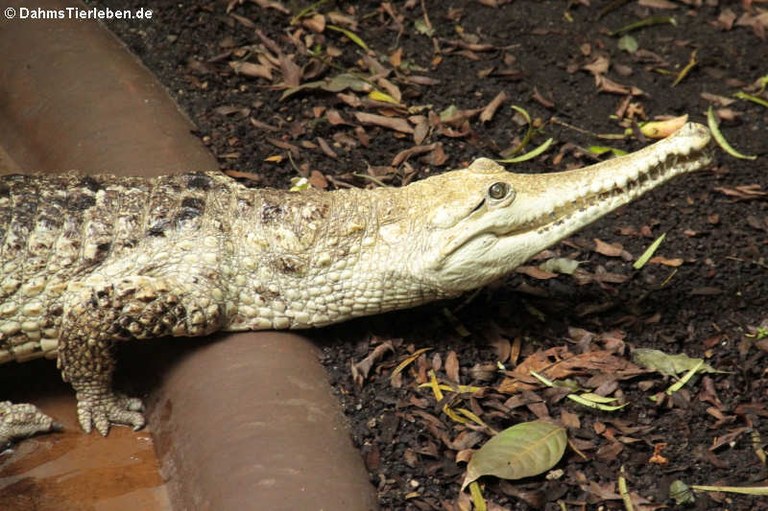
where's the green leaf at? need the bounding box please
[665,359,704,395]
[734,91,768,109]
[633,232,665,270]
[707,106,758,160]
[567,394,628,411]
[289,177,310,192]
[692,484,768,496]
[618,34,638,53]
[609,16,676,36]
[496,138,553,163]
[631,348,723,377]
[468,481,487,511]
[326,25,370,52]
[414,18,435,36]
[461,420,567,491]
[669,480,696,505]
[587,145,628,158]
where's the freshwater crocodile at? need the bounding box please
[0,122,712,444]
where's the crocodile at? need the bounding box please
[0,122,712,444]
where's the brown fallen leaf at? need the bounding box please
[316,137,338,159]
[594,238,632,260]
[582,55,610,75]
[516,265,558,280]
[648,256,683,267]
[350,340,395,386]
[392,143,441,167]
[445,351,460,383]
[479,91,508,123]
[229,61,273,80]
[251,0,289,14]
[714,184,767,200]
[354,112,414,133]
[302,13,325,33]
[247,116,278,132]
[595,75,644,96]
[308,170,328,189]
[531,86,556,109]
[326,109,351,126]
[713,7,737,30]
[498,347,646,393]
[229,12,256,28]
[421,144,447,166]
[267,137,301,158]
[736,10,768,39]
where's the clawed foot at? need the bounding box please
[0,401,62,446]
[75,391,145,436]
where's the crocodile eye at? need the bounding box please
[488,182,510,200]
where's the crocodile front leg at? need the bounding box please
[58,275,224,435]
[0,401,60,446]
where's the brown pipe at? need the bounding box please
[0,1,377,509]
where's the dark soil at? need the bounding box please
[99,1,767,509]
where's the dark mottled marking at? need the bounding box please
[276,256,306,274]
[2,174,27,184]
[96,242,112,253]
[261,202,284,222]
[175,209,200,223]
[254,285,281,301]
[174,197,205,224]
[146,220,170,237]
[304,203,329,222]
[79,176,103,193]
[181,197,205,210]
[0,182,10,198]
[66,192,96,211]
[187,173,213,190]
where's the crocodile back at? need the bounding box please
[0,171,231,363]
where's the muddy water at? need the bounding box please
[0,363,172,511]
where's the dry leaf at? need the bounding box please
[230,61,273,80]
[480,91,508,123]
[354,112,414,133]
[648,256,683,267]
[516,265,558,280]
[350,341,395,386]
[392,143,440,167]
[594,238,632,260]
[309,170,329,189]
[499,348,646,393]
[638,0,678,8]
[445,351,460,383]
[715,184,767,200]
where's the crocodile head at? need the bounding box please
[402,122,712,294]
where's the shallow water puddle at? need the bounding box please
[0,368,172,511]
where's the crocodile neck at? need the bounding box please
[225,185,451,330]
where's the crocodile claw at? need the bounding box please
[75,393,145,436]
[0,401,61,446]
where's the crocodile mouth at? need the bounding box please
[501,148,712,239]
[440,147,711,263]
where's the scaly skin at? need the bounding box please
[0,123,712,443]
